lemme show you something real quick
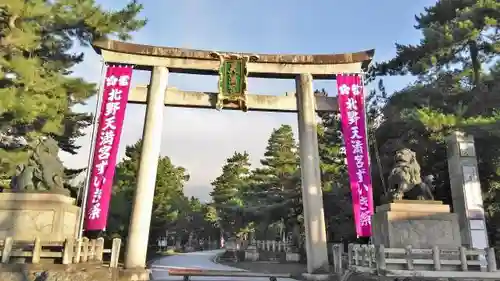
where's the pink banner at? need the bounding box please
[336,74,374,237]
[84,65,133,231]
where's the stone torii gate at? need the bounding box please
[92,40,374,273]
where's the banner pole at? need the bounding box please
[361,73,371,166]
[361,73,375,194]
[360,73,375,235]
[76,60,107,239]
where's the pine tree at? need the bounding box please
[107,140,190,243]
[0,0,146,177]
[176,197,220,247]
[316,90,348,191]
[210,151,251,237]
[244,125,301,240]
[376,0,499,86]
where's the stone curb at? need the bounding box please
[301,273,335,281]
[146,254,163,268]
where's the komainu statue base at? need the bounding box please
[372,200,463,271]
[372,200,461,249]
[0,192,80,242]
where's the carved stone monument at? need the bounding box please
[0,137,79,241]
[372,149,462,250]
[446,131,489,250]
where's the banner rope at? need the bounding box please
[336,71,367,76]
[105,62,136,69]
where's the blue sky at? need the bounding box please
[61,0,438,202]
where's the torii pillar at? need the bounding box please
[297,73,329,273]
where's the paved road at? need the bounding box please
[150,249,298,281]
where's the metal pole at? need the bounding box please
[76,61,107,239]
[360,73,383,196]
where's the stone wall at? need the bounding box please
[0,264,149,281]
[331,271,446,281]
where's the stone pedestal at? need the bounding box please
[286,252,300,262]
[0,192,80,241]
[244,245,259,261]
[372,200,461,249]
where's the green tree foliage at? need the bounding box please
[316,89,348,192]
[209,126,302,241]
[181,197,221,244]
[107,140,190,244]
[376,0,499,85]
[204,203,219,229]
[210,151,251,237]
[0,0,146,177]
[235,125,301,243]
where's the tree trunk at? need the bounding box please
[468,39,481,87]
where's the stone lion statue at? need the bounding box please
[387,148,434,201]
[10,136,69,195]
